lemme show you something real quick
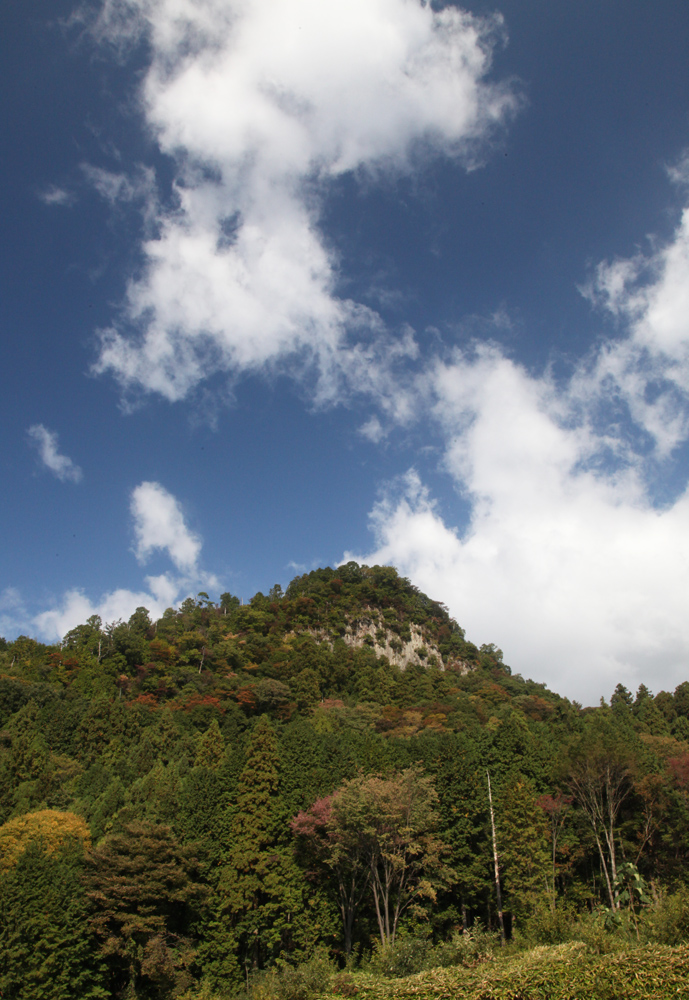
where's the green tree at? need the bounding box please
[292,794,368,955]
[86,821,206,999]
[213,716,317,986]
[62,615,105,663]
[0,840,107,999]
[195,719,226,769]
[565,721,633,909]
[435,734,491,928]
[497,777,550,926]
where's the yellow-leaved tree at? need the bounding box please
[0,809,90,871]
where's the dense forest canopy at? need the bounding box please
[1,562,688,999]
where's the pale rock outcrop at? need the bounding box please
[341,612,442,671]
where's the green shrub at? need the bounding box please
[511,897,577,947]
[326,942,689,1000]
[642,886,689,945]
[330,972,360,997]
[250,949,337,1000]
[567,909,636,954]
[366,936,432,978]
[429,924,499,969]
[366,925,499,979]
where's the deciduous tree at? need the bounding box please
[329,768,452,947]
[292,794,368,955]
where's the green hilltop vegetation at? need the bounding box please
[1,562,689,999]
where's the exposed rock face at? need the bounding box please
[296,606,477,675]
[342,612,443,671]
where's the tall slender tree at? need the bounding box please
[215,716,317,985]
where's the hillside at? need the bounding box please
[0,562,567,740]
[1,562,688,999]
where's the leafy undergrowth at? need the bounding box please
[323,942,689,1000]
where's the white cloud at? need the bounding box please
[81,163,156,205]
[74,6,689,706]
[32,566,220,642]
[577,166,689,457]
[130,480,202,572]
[31,570,219,641]
[348,181,689,705]
[667,150,689,188]
[0,588,31,639]
[89,0,518,403]
[359,415,387,444]
[349,359,689,705]
[27,425,83,483]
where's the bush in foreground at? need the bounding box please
[180,942,689,1000]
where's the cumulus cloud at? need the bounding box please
[349,360,689,704]
[33,580,176,641]
[130,480,202,572]
[33,568,219,643]
[88,0,518,403]
[349,178,689,706]
[27,425,83,483]
[75,4,689,704]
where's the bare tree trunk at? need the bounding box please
[371,879,386,947]
[593,827,615,909]
[603,764,619,886]
[487,770,506,946]
[568,754,629,910]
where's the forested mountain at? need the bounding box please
[1,562,688,999]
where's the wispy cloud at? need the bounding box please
[86,0,518,406]
[27,425,83,483]
[0,588,31,639]
[37,185,75,207]
[81,163,156,205]
[576,196,689,457]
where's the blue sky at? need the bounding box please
[2,0,689,704]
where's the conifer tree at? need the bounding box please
[86,821,206,999]
[0,840,107,999]
[195,719,226,769]
[212,715,319,986]
[497,777,550,926]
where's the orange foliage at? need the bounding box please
[173,693,226,714]
[235,687,257,710]
[375,705,446,737]
[148,638,177,664]
[127,693,159,710]
[523,695,554,721]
